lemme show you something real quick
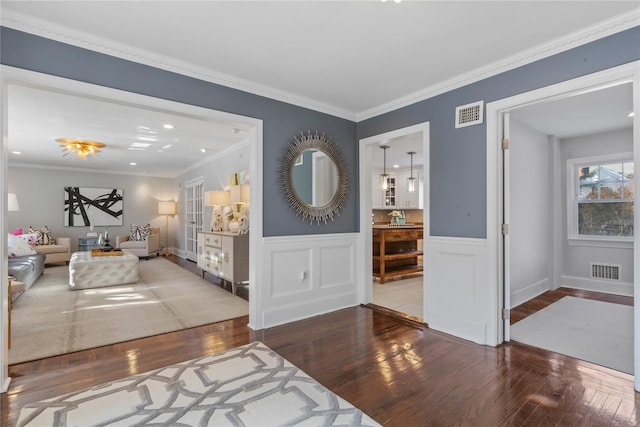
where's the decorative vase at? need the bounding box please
[229,219,240,234]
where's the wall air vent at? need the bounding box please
[590,263,620,281]
[455,101,484,128]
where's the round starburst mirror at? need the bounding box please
[279,130,349,225]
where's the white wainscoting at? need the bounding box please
[562,275,633,297]
[425,236,496,345]
[260,233,359,328]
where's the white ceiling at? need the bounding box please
[1,1,638,175]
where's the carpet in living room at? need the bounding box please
[9,256,249,364]
[510,296,633,374]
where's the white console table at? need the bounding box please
[197,231,249,294]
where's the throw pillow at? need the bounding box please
[28,225,56,245]
[17,233,38,251]
[10,228,23,236]
[129,224,151,241]
[8,233,37,257]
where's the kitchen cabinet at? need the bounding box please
[372,168,422,209]
[373,225,423,284]
[197,231,249,294]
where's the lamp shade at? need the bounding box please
[8,193,20,211]
[158,201,176,215]
[240,184,250,203]
[205,190,230,206]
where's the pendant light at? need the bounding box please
[407,151,416,192]
[378,145,389,191]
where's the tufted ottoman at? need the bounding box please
[69,251,139,290]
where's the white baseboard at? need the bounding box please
[561,275,633,297]
[510,278,550,308]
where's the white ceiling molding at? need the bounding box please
[2,9,638,123]
[0,10,356,121]
[357,9,640,121]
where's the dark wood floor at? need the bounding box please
[1,272,637,425]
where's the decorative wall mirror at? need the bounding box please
[279,130,349,224]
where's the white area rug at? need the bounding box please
[16,341,380,427]
[10,257,249,364]
[511,296,633,374]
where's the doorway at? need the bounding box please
[358,122,430,322]
[184,178,204,262]
[0,66,264,391]
[486,61,639,387]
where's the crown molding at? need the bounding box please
[0,10,357,121]
[357,9,640,121]
[2,9,638,123]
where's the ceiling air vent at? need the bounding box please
[455,101,484,128]
[590,263,620,281]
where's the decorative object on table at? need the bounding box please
[388,210,405,225]
[91,248,123,257]
[98,232,104,247]
[158,200,176,255]
[55,138,105,159]
[278,130,349,225]
[8,193,20,211]
[64,187,123,227]
[100,228,113,252]
[229,182,250,234]
[205,190,230,232]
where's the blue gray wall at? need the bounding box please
[0,27,357,237]
[3,26,639,239]
[358,27,640,238]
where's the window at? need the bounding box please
[569,154,634,239]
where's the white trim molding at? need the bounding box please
[562,274,633,297]
[256,233,360,329]
[425,236,496,346]
[358,10,640,120]
[2,9,637,122]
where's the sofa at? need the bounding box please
[35,237,71,265]
[116,227,161,258]
[8,252,45,289]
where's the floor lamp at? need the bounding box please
[158,201,176,256]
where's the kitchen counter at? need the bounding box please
[372,225,423,284]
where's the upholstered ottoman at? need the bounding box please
[69,251,139,290]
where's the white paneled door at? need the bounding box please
[184,178,204,261]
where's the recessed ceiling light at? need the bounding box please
[131,142,151,148]
[629,112,635,117]
[130,162,137,166]
[163,124,174,129]
[200,148,207,153]
[393,164,400,168]
[12,151,21,155]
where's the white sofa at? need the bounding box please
[115,228,161,258]
[35,237,71,265]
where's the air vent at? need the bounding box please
[590,263,620,281]
[455,101,484,128]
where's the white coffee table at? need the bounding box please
[69,250,139,290]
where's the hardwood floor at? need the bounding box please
[510,287,633,325]
[3,296,638,425]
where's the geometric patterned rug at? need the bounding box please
[16,341,381,426]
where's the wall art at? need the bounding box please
[64,187,124,227]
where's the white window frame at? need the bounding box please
[567,152,634,244]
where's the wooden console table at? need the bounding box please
[373,225,423,284]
